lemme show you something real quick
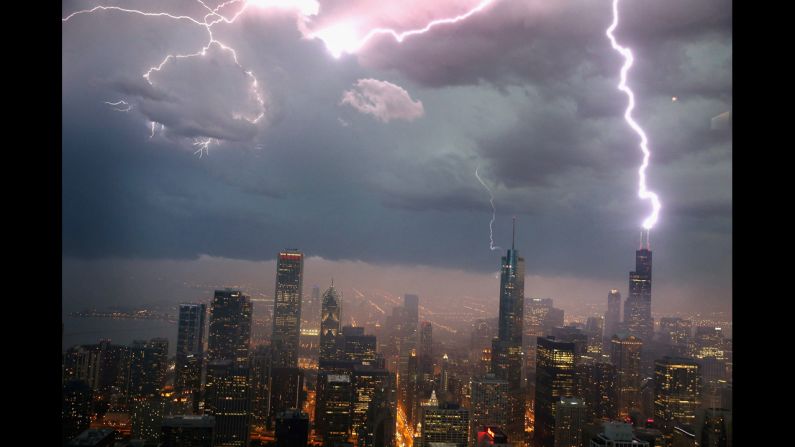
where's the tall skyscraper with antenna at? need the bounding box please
[624,232,653,343]
[491,218,526,440]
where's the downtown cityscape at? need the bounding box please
[61,0,731,446]
[62,224,732,447]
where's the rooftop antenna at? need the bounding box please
[512,216,516,251]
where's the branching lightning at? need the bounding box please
[104,100,132,112]
[475,167,500,251]
[192,138,216,158]
[606,0,662,233]
[63,0,499,155]
[311,0,498,58]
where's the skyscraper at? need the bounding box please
[654,357,702,437]
[160,415,215,447]
[420,402,470,447]
[492,221,525,386]
[659,318,693,357]
[554,397,586,447]
[204,360,252,447]
[275,410,309,447]
[272,250,304,368]
[175,303,206,402]
[62,379,93,442]
[576,356,618,421]
[624,245,653,343]
[342,326,377,365]
[315,372,353,445]
[208,289,253,367]
[610,334,643,418]
[129,338,169,398]
[492,219,526,442]
[534,337,577,447]
[419,321,433,381]
[320,283,342,363]
[603,289,622,348]
[469,374,509,445]
[250,345,271,432]
[351,365,392,442]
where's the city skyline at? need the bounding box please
[61,0,731,445]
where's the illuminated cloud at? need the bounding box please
[340,78,424,122]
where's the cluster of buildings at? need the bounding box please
[62,229,731,447]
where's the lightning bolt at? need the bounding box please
[311,0,499,58]
[104,100,132,112]
[63,0,499,154]
[475,166,500,251]
[193,138,215,158]
[606,0,662,232]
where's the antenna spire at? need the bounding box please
[512,216,516,251]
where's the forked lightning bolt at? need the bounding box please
[606,0,662,232]
[311,0,498,58]
[475,167,500,251]
[63,0,499,155]
[104,100,132,112]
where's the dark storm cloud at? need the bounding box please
[62,0,731,311]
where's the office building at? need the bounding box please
[554,397,586,447]
[275,410,309,447]
[204,360,252,447]
[610,334,642,418]
[534,336,576,447]
[654,357,701,437]
[160,415,215,447]
[208,289,253,367]
[420,402,469,447]
[469,374,509,445]
[175,303,206,397]
[589,422,649,447]
[272,250,304,368]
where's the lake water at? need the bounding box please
[62,316,179,356]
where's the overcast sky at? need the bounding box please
[62,0,731,315]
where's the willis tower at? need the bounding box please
[624,232,653,343]
[492,218,526,440]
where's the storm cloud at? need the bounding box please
[62,0,732,313]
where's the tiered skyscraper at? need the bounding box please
[320,283,342,363]
[272,250,304,368]
[491,218,525,441]
[624,240,653,343]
